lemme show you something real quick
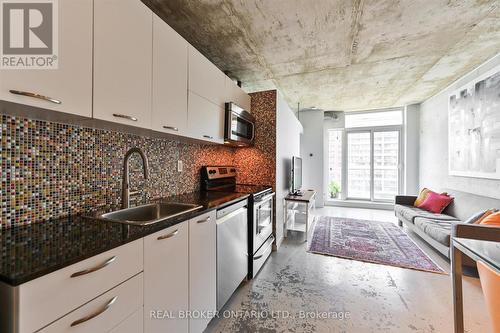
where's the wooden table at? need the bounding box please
[283,190,316,243]
[451,237,500,333]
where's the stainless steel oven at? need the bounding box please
[224,102,255,147]
[253,192,274,253]
[200,166,274,279]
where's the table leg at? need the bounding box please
[305,202,309,244]
[451,244,464,333]
[284,199,287,238]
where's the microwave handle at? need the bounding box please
[250,122,255,141]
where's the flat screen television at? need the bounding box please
[291,156,302,195]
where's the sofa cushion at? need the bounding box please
[395,204,459,224]
[414,217,460,246]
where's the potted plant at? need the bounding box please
[329,181,341,199]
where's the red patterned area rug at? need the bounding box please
[308,216,446,274]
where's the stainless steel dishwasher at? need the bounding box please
[216,198,248,310]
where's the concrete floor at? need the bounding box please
[206,206,491,333]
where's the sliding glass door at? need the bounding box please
[346,128,401,202]
[347,132,371,199]
[373,131,400,200]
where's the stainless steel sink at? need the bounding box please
[97,202,203,226]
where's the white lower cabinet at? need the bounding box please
[109,308,143,333]
[7,213,220,333]
[17,239,143,333]
[144,223,189,333]
[39,273,143,333]
[189,211,217,333]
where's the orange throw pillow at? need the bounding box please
[479,211,500,226]
[474,210,495,224]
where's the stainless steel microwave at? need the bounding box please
[224,102,255,147]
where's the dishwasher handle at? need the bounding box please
[216,199,247,219]
[216,207,247,225]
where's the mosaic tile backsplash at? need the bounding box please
[0,90,280,228]
[235,90,276,188]
[0,114,236,228]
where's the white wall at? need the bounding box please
[276,91,303,247]
[404,104,420,195]
[299,110,324,206]
[419,53,500,199]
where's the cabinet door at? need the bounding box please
[93,0,152,128]
[109,308,143,333]
[152,15,188,136]
[189,211,217,333]
[18,239,143,333]
[187,92,224,144]
[144,223,189,333]
[0,0,92,117]
[38,273,143,333]
[225,77,251,112]
[188,46,225,108]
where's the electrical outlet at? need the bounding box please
[177,160,183,172]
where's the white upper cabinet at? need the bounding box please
[188,91,224,144]
[0,0,93,117]
[93,0,152,128]
[152,15,188,136]
[225,77,251,112]
[188,46,226,108]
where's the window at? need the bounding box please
[327,130,343,199]
[326,109,403,203]
[345,110,403,128]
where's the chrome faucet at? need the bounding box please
[122,147,149,209]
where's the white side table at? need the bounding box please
[283,190,316,243]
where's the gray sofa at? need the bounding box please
[395,188,500,259]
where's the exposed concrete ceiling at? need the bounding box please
[144,0,500,111]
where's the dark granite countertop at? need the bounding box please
[0,191,249,286]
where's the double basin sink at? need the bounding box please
[96,202,203,226]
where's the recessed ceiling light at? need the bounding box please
[310,106,317,110]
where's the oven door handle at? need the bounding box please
[255,192,275,203]
[254,235,275,260]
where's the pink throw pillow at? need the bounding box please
[417,192,453,214]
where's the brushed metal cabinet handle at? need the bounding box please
[9,90,61,104]
[70,256,116,278]
[203,135,213,139]
[163,125,179,131]
[70,296,117,327]
[197,217,211,224]
[112,113,138,121]
[157,229,179,240]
